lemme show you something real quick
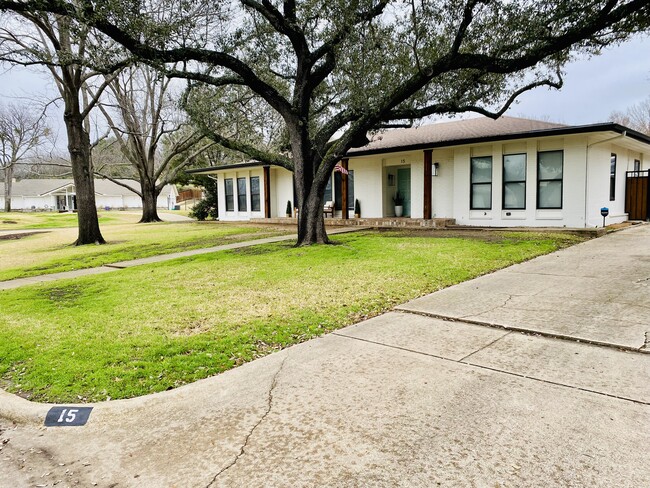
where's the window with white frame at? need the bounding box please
[503,153,526,209]
[610,153,617,201]
[224,178,234,211]
[237,177,247,211]
[470,156,492,210]
[537,151,563,209]
[250,176,260,212]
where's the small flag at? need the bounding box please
[334,163,349,175]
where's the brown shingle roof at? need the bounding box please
[348,116,566,155]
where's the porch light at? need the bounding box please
[433,162,440,176]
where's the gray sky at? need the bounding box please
[1,34,649,142]
[506,35,650,125]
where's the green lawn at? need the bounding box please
[0,230,586,403]
[0,211,137,230]
[0,221,292,281]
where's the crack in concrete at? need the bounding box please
[458,294,513,319]
[458,331,512,362]
[642,332,650,351]
[205,355,287,487]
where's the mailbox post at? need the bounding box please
[600,207,609,228]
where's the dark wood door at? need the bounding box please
[625,171,649,220]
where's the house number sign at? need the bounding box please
[44,406,93,427]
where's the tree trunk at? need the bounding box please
[65,112,106,245]
[296,179,329,246]
[4,165,13,212]
[140,177,162,223]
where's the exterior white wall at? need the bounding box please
[349,157,383,218]
[453,136,594,228]
[273,168,294,218]
[205,131,649,227]
[584,141,630,227]
[431,149,454,218]
[11,195,56,210]
[218,168,268,221]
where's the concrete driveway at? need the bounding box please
[1,225,649,487]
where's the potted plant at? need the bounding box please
[354,199,361,218]
[393,191,404,217]
[286,200,292,218]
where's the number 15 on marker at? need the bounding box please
[57,408,79,423]
[44,406,93,427]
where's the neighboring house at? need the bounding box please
[0,179,179,211]
[189,116,650,228]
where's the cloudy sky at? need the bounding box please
[0,34,649,142]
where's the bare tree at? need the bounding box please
[0,102,50,211]
[0,11,129,244]
[611,96,650,135]
[94,64,213,222]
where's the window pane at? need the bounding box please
[225,179,234,212]
[538,151,563,180]
[472,183,491,209]
[324,176,332,202]
[250,176,260,212]
[347,170,354,210]
[503,154,526,182]
[504,182,525,209]
[471,157,492,183]
[538,180,562,208]
[237,177,247,211]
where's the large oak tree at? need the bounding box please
[3,0,648,245]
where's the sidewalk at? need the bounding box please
[1,225,648,487]
[0,227,361,290]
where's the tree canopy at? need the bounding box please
[1,0,649,244]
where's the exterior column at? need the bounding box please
[423,149,432,220]
[263,166,271,218]
[341,158,349,220]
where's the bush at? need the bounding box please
[189,176,219,221]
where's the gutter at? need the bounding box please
[584,131,627,228]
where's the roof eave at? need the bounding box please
[346,123,650,157]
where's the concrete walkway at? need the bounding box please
[0,227,360,290]
[1,225,649,487]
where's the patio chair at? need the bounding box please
[323,200,335,218]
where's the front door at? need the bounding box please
[626,170,649,220]
[397,168,411,217]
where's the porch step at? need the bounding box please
[250,217,456,228]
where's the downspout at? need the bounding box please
[584,131,627,228]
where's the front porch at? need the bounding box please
[250,217,456,228]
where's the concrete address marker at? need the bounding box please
[44,406,93,427]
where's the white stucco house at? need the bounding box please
[1,178,179,211]
[189,116,650,228]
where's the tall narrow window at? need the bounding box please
[237,177,247,211]
[634,159,641,172]
[347,170,354,210]
[224,178,234,212]
[537,151,563,209]
[470,156,492,210]
[324,175,333,202]
[503,154,526,209]
[250,176,260,212]
[610,153,617,201]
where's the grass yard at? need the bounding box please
[0,229,587,403]
[0,221,292,281]
[0,210,138,230]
